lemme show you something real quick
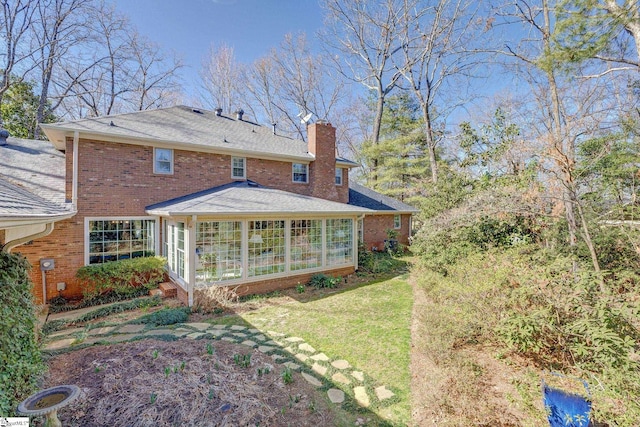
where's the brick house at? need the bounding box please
[1,106,416,305]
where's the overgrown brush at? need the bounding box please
[193,285,239,313]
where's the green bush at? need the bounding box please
[0,252,45,415]
[76,256,166,299]
[358,245,407,274]
[308,273,340,289]
[133,307,190,326]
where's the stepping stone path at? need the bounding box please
[43,318,396,409]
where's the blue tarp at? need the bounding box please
[543,383,591,427]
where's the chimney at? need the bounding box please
[0,129,8,146]
[307,121,340,202]
[215,107,222,116]
[236,109,244,120]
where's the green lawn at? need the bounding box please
[239,274,413,426]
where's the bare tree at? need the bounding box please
[242,33,345,140]
[0,0,38,127]
[199,43,244,114]
[320,0,407,178]
[498,0,604,276]
[31,0,94,136]
[397,0,484,183]
[127,32,183,111]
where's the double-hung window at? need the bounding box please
[335,167,343,185]
[394,214,401,229]
[232,157,246,179]
[292,163,308,183]
[154,148,173,174]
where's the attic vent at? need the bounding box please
[215,108,222,116]
[109,121,116,126]
[236,109,244,120]
[192,108,203,114]
[247,180,259,187]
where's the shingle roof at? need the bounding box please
[348,182,419,213]
[146,180,372,217]
[41,105,317,162]
[0,137,73,223]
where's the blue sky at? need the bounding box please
[112,0,326,98]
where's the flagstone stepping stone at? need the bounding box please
[230,325,247,331]
[331,360,350,370]
[232,332,248,338]
[298,343,316,353]
[211,324,226,329]
[331,372,351,385]
[221,337,238,343]
[354,386,370,407]
[271,354,285,362]
[284,346,295,354]
[117,324,146,334]
[283,361,300,370]
[267,331,285,337]
[351,371,365,382]
[45,338,76,350]
[240,340,257,347]
[186,332,205,339]
[327,388,345,404]
[100,334,136,343]
[284,336,304,342]
[312,363,327,376]
[263,340,278,345]
[253,334,267,341]
[248,328,260,334]
[88,326,116,335]
[301,372,322,387]
[375,385,395,401]
[145,329,177,336]
[310,353,329,361]
[210,329,227,337]
[257,346,276,353]
[184,322,212,331]
[295,353,309,362]
[48,327,83,338]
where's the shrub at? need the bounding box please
[0,252,45,415]
[308,273,340,289]
[192,286,239,314]
[76,256,167,299]
[133,307,190,326]
[358,245,407,274]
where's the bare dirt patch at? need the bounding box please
[41,339,338,427]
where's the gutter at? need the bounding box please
[3,222,55,253]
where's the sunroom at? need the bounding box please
[146,181,371,305]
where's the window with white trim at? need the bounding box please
[335,167,343,185]
[292,163,308,183]
[290,219,322,271]
[394,214,401,229]
[154,148,173,174]
[326,218,353,265]
[166,222,185,279]
[232,157,246,179]
[88,219,155,264]
[248,220,285,277]
[195,221,243,283]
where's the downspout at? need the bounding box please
[72,131,79,208]
[355,214,366,270]
[3,222,55,253]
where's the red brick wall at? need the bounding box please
[16,133,353,303]
[362,214,412,251]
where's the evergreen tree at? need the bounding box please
[0,79,57,139]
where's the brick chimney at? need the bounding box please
[308,121,340,202]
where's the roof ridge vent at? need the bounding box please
[0,129,8,145]
[192,108,203,114]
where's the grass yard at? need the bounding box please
[238,274,413,426]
